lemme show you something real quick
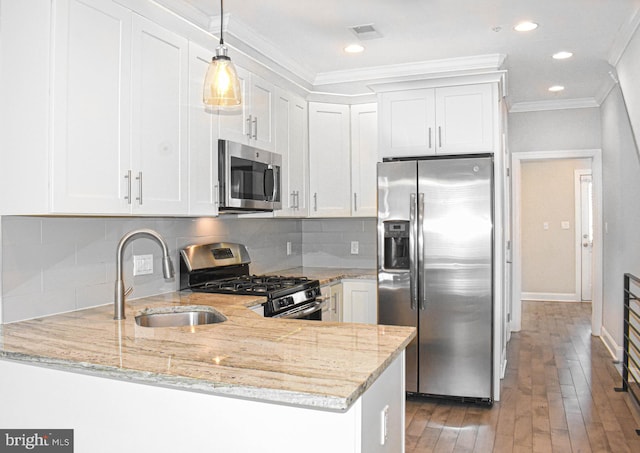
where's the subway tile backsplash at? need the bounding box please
[0,216,376,322]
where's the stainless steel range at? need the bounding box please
[179,243,323,320]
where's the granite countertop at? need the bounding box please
[0,281,414,412]
[275,267,377,285]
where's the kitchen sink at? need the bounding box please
[135,306,227,328]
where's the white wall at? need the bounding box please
[600,84,640,358]
[616,15,640,159]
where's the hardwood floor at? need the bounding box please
[405,301,640,452]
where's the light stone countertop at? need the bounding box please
[0,285,414,412]
[276,267,377,286]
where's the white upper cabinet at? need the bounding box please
[187,42,219,217]
[218,68,275,152]
[350,103,378,217]
[308,103,351,217]
[379,83,496,159]
[274,89,308,217]
[51,0,132,214]
[130,15,189,215]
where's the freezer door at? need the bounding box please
[417,156,493,399]
[377,160,419,393]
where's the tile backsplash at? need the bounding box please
[0,216,376,322]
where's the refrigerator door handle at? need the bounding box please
[409,193,418,311]
[418,193,426,310]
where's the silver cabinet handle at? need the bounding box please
[353,193,358,212]
[409,193,418,311]
[313,193,318,212]
[252,117,258,139]
[246,115,252,137]
[135,171,143,205]
[438,126,442,148]
[124,170,132,204]
[428,127,432,149]
[418,193,426,309]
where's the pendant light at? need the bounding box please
[203,0,242,106]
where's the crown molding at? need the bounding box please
[314,54,506,87]
[608,6,640,66]
[509,97,600,113]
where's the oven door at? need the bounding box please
[271,299,325,321]
[219,140,282,212]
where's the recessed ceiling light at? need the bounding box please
[552,51,573,60]
[514,21,538,32]
[344,44,365,54]
[548,85,565,92]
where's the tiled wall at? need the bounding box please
[0,216,377,323]
[0,216,302,322]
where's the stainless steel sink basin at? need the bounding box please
[135,306,227,328]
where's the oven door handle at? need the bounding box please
[273,299,325,319]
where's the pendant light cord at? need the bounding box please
[219,0,225,46]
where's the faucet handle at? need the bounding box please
[124,287,133,297]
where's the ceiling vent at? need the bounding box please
[349,24,383,40]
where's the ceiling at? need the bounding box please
[163,0,640,110]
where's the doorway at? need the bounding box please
[576,170,593,301]
[511,149,603,335]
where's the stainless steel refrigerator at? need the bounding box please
[377,155,493,403]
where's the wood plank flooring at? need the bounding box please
[405,301,640,452]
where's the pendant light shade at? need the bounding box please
[203,0,242,106]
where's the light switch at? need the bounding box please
[133,254,154,276]
[543,222,549,230]
[561,221,570,230]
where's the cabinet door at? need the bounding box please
[131,15,189,215]
[342,280,377,324]
[217,66,250,144]
[275,89,307,217]
[320,283,342,322]
[379,89,435,159]
[188,42,219,216]
[250,74,275,151]
[350,103,378,217]
[308,103,351,217]
[435,84,495,154]
[51,0,132,214]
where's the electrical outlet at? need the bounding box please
[286,241,292,256]
[350,241,359,255]
[133,254,153,276]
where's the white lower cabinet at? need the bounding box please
[342,280,378,324]
[320,282,343,322]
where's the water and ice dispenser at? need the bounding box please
[383,220,410,270]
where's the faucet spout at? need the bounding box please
[114,229,175,320]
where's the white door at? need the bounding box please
[579,173,593,301]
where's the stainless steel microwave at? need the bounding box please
[218,140,282,212]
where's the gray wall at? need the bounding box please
[600,84,640,350]
[0,215,376,323]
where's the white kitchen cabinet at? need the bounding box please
[379,83,496,159]
[308,103,352,217]
[320,282,343,322]
[342,280,377,324]
[350,103,378,217]
[187,42,219,216]
[274,89,308,217]
[218,67,275,152]
[50,0,132,214]
[130,15,189,215]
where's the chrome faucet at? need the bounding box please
[114,229,174,320]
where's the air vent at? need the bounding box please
[349,23,382,40]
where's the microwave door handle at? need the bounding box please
[264,168,275,201]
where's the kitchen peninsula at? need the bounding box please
[0,291,414,453]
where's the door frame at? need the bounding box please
[575,170,593,301]
[511,149,603,335]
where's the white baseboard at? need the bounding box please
[521,292,579,302]
[600,325,623,362]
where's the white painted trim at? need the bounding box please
[368,71,505,93]
[509,98,600,113]
[600,325,623,362]
[608,6,640,66]
[511,149,603,335]
[521,292,579,302]
[500,356,507,379]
